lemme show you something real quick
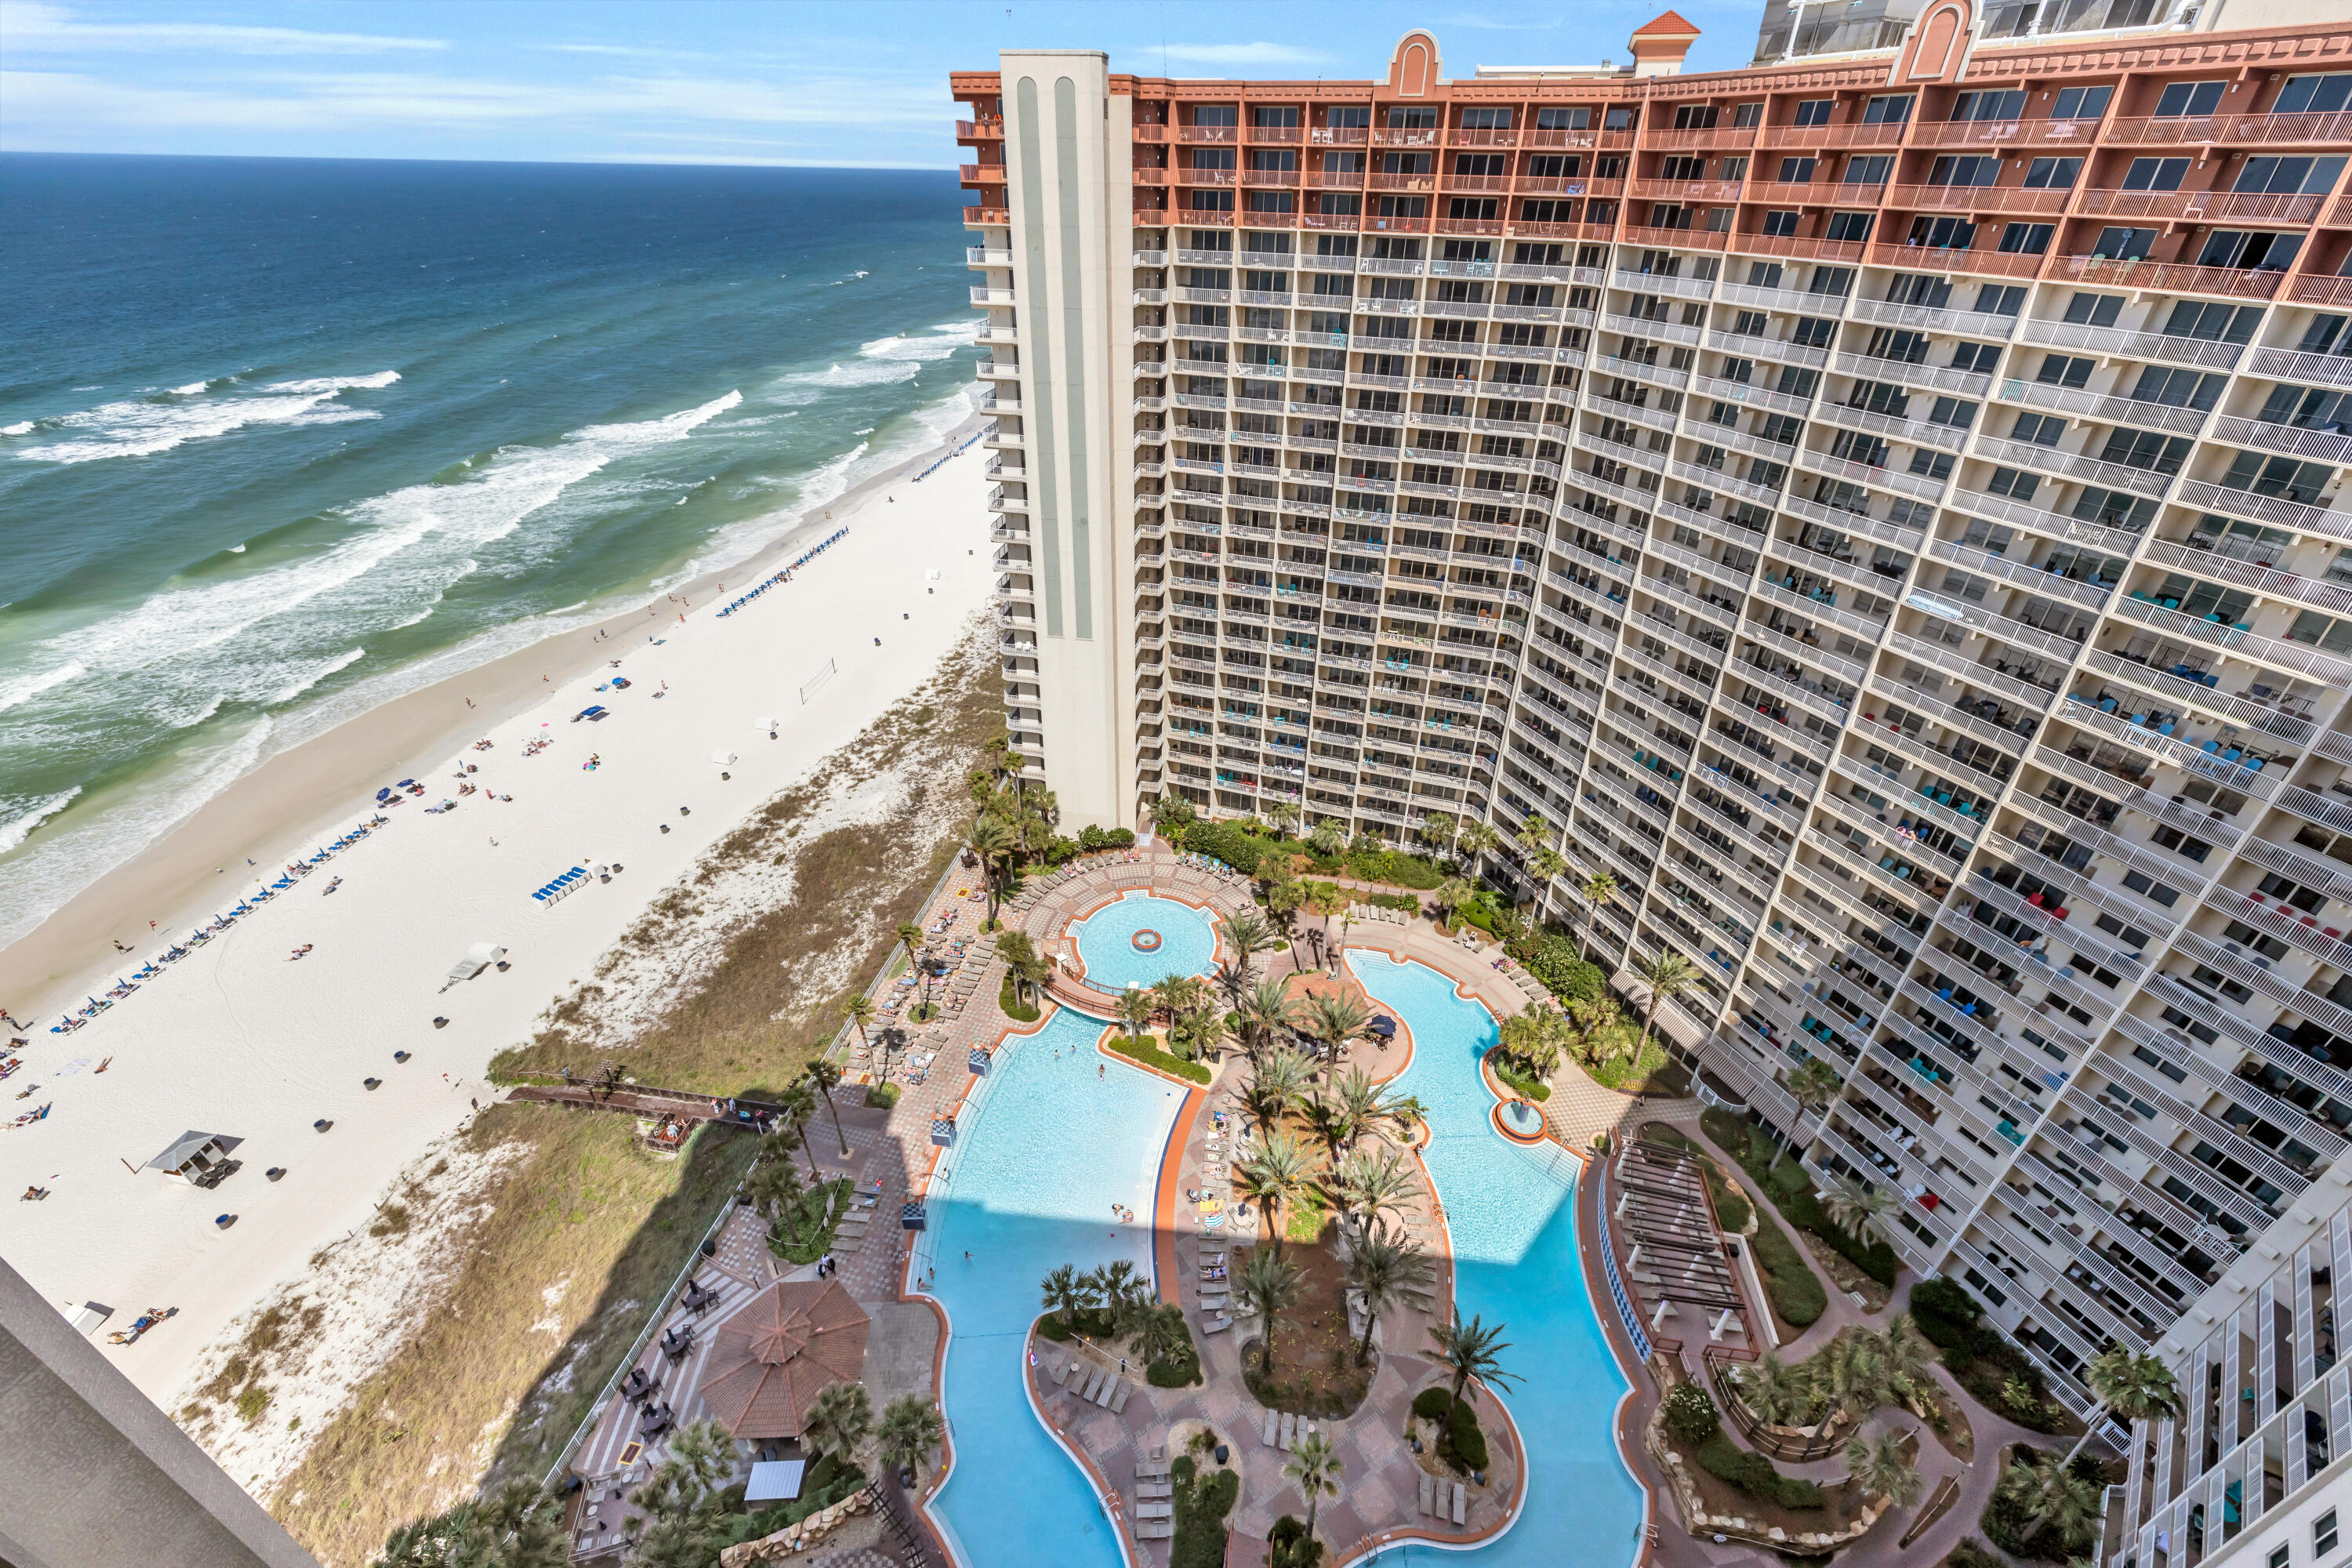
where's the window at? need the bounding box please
[2264,1543,2288,1568]
[1603,107,1638,131]
[1907,214,1978,249]
[1951,342,2002,374]
[1661,154,1705,180]
[1671,103,1720,130]
[1250,105,1299,129]
[1792,316,1835,348]
[2131,365,2224,411]
[1886,272,1950,307]
[2223,450,2334,504]
[1844,154,1894,185]
[2198,230,2303,272]
[2011,412,2066,447]
[1459,107,1512,130]
[2154,81,2226,118]
[2234,155,2348,195]
[2038,354,2095,389]
[2092,227,2158,260]
[2261,384,2352,431]
[1384,105,1439,129]
[1809,267,1854,297]
[1777,155,1817,183]
[1733,102,1764,128]
[1446,197,1498,220]
[2052,85,2113,120]
[1929,154,2002,187]
[2064,292,2124,327]
[1862,94,1915,125]
[1762,209,1800,237]
[2274,74,2351,115]
[1928,397,1976,430]
[1792,98,1835,126]
[1324,106,1370,129]
[1534,106,1590,130]
[2023,157,2081,189]
[2164,300,2262,343]
[1999,223,2054,256]
[1189,103,1239,127]
[1825,211,1874,243]
[1987,466,2040,501]
[2100,428,2190,476]
[1951,89,2025,122]
[1524,154,1580,178]
[2121,157,2189,191]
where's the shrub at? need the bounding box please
[863,1081,901,1110]
[1505,927,1605,1002]
[1170,1455,1238,1568]
[1710,1109,1899,1287]
[1662,1381,1721,1445]
[1439,1396,1488,1473]
[1746,1207,1827,1327]
[1491,1057,1553,1102]
[1106,1031,1213,1084]
[1343,846,1446,889]
[1411,1387,1453,1423]
[1361,891,1421,913]
[1945,1540,2003,1568]
[1696,1434,1824,1509]
[1268,1515,1325,1568]
[998,972,1040,1023]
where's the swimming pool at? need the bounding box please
[1348,951,1647,1568]
[920,1003,1183,1568]
[1070,890,1218,991]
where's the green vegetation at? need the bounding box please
[1696,1432,1826,1509]
[1703,1106,1899,1287]
[1911,1277,2071,1433]
[862,1080,901,1110]
[1174,815,1454,891]
[1105,1030,1214,1084]
[1748,1203,1829,1327]
[997,970,1040,1023]
[1409,1385,1490,1469]
[1504,926,1606,1003]
[1169,1455,1240,1568]
[1359,890,1422,913]
[1982,1446,2103,1560]
[735,1450,866,1541]
[1491,1057,1552,1102]
[1590,1030,1668,1092]
[1268,1514,1327,1568]
[1662,1381,1721,1444]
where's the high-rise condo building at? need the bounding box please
[954,4,2352,1555]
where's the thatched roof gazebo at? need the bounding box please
[696,1278,871,1440]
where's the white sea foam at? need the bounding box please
[267,647,366,706]
[171,382,209,396]
[14,372,403,465]
[0,660,88,714]
[1,422,35,437]
[0,789,80,855]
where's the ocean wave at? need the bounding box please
[267,646,367,706]
[0,421,33,436]
[0,660,88,714]
[0,788,81,856]
[13,371,403,465]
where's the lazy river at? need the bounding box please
[917,942,1642,1568]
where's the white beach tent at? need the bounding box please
[445,942,506,987]
[711,750,738,766]
[751,717,778,731]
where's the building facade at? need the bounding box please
[953,0,2352,1515]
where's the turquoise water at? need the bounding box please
[1348,952,1647,1568]
[921,1003,1183,1568]
[1071,891,1218,991]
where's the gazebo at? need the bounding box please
[696,1278,871,1441]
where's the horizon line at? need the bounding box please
[0,148,964,172]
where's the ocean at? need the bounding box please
[0,154,978,949]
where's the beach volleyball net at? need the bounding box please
[799,658,838,705]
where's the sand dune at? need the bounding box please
[0,434,994,1412]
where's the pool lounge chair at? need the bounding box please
[1451,1483,1467,1526]
[1419,1473,1436,1516]
[1200,1312,1231,1334]
[1277,1412,1295,1450]
[1134,1519,1174,1541]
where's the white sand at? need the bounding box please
[0,445,995,1414]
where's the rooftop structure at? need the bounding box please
[699,1278,872,1442]
[951,1,2352,1524]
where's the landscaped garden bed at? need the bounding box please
[1909,1277,2082,1438]
[1701,1107,1900,1296]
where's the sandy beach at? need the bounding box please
[0,425,995,1410]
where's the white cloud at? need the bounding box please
[0,0,445,53]
[1153,42,1334,65]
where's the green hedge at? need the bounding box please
[863,1081,901,1110]
[1342,846,1445,888]
[1696,1433,1824,1509]
[1106,1031,1214,1084]
[1505,927,1605,1003]
[1185,820,1278,877]
[1268,1515,1326,1568]
[1747,1205,1828,1327]
[1706,1109,1899,1287]
[1410,1388,1487,1473]
[1663,1382,1721,1445]
[1360,891,1421,913]
[1170,1456,1239,1568]
[1491,1057,1552,1102]
[999,972,1040,1023]
[1911,1278,2068,1433]
[1411,1387,1452,1422]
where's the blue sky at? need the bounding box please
[0,0,1766,166]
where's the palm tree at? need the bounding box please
[1566,993,1626,1068]
[1347,1225,1431,1365]
[747,1152,804,1254]
[1301,990,1370,1072]
[2065,1342,2182,1464]
[1735,1352,1818,1427]
[1131,1301,1189,1370]
[1327,1146,1420,1239]
[1233,1131,1314,1256]
[1286,1432,1343,1546]
[1577,870,1619,958]
[1844,1429,1923,1508]
[775,1082,823,1183]
[1526,847,1568,913]
[1430,1310,1520,1417]
[1149,792,1198,842]
[1116,985,1156,1042]
[1239,977,1302,1062]
[802,1381,873,1464]
[1631,947,1699,1060]
[1431,875,1476,931]
[805,1057,851,1158]
[1998,1448,2103,1553]
[1334,1067,1402,1151]
[1304,1094,1355,1167]
[840,993,878,1060]
[1454,817,1500,871]
[1307,883,1350,971]
[1820,1330,1890,1421]
[1265,872,1308,972]
[1040,1263,1096,1330]
[1266,799,1301,840]
[1307,818,1349,858]
[1234,1248,1305,1380]
[895,919,924,977]
[875,1395,946,1482]
[966,816,1016,924]
[1218,910,1280,1000]
[373,1479,568,1568]
[1417,811,1457,857]
[1820,1172,1894,1247]
[1497,1005,1565,1079]
[1513,811,1552,859]
[1245,1045,1313,1132]
[627,1420,734,1568]
[1788,1055,1844,1134]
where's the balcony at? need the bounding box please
[2209,414,2352,468]
[2072,187,2326,225]
[1994,377,2209,436]
[1621,225,1729,252]
[1907,118,2104,148]
[2103,108,2352,147]
[2016,314,2242,370]
[1864,241,2045,279]
[1758,121,1906,151]
[1830,350,1988,397]
[1724,231,1868,267]
[1973,434,2174,499]
[1848,296,2019,340]
[2049,254,2284,302]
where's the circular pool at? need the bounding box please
[1072,891,1217,989]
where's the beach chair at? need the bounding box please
[1261,1409,1279,1446]
[1451,1483,1467,1526]
[1278,1413,1296,1450]
[1052,1360,1074,1387]
[1136,1477,1171,1501]
[1134,1500,1173,1521]
[1109,1379,1132,1414]
[1095,1374,1120,1408]
[1419,1473,1435,1516]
